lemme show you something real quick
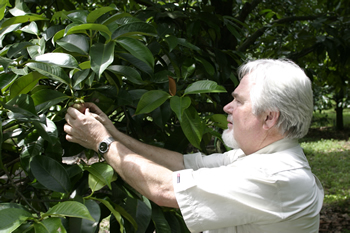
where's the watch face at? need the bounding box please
[99,142,108,153]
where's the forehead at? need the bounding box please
[232,75,253,98]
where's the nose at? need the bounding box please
[223,101,233,114]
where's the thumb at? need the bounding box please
[85,107,91,116]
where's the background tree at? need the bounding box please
[1,0,349,232]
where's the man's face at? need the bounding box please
[222,75,265,154]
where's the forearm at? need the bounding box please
[104,141,179,208]
[107,126,185,171]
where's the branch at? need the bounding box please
[237,15,331,52]
[288,43,321,61]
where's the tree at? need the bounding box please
[1,0,348,232]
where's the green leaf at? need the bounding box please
[87,6,116,23]
[32,116,58,144]
[135,90,171,115]
[195,57,215,76]
[117,37,154,69]
[180,106,204,149]
[0,72,17,91]
[32,89,69,113]
[56,34,89,55]
[117,53,153,77]
[9,71,43,99]
[65,24,112,41]
[21,21,39,35]
[170,96,191,122]
[0,0,12,21]
[107,65,145,85]
[90,197,123,233]
[112,22,157,39]
[43,201,95,221]
[34,53,78,68]
[0,24,21,48]
[0,14,48,30]
[210,114,228,130]
[34,217,62,233]
[164,35,178,52]
[30,155,72,193]
[26,62,71,87]
[177,38,200,51]
[6,93,37,115]
[0,208,32,233]
[0,56,15,71]
[0,117,3,170]
[151,203,171,232]
[85,162,115,190]
[184,80,226,95]
[68,200,100,233]
[88,173,106,193]
[102,12,134,25]
[7,41,33,58]
[90,41,115,77]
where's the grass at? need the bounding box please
[302,139,350,205]
[301,108,350,206]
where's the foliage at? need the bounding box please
[1,0,350,232]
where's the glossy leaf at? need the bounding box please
[68,200,100,233]
[135,90,171,115]
[65,24,112,41]
[85,162,114,190]
[0,14,48,30]
[0,208,32,233]
[117,53,153,77]
[32,116,58,144]
[184,80,226,95]
[30,155,72,193]
[180,106,204,149]
[43,201,95,221]
[195,57,215,76]
[107,65,145,85]
[210,114,228,130]
[7,41,33,58]
[101,12,134,25]
[21,21,39,35]
[0,24,21,48]
[34,53,78,68]
[117,37,154,69]
[31,89,69,113]
[0,56,15,71]
[87,6,116,23]
[90,41,115,77]
[112,22,157,39]
[9,71,43,99]
[151,203,171,232]
[0,0,11,21]
[90,197,123,233]
[56,34,89,55]
[34,218,62,233]
[0,73,16,91]
[170,96,191,122]
[26,62,71,87]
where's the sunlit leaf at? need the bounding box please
[56,34,89,55]
[26,62,71,87]
[7,41,33,58]
[43,201,95,221]
[0,208,32,233]
[85,163,115,190]
[87,6,116,23]
[0,14,48,30]
[184,80,226,95]
[90,41,115,77]
[34,53,78,68]
[32,89,69,113]
[9,71,43,99]
[65,24,112,41]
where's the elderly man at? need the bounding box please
[64,59,324,233]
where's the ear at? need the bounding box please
[262,111,280,130]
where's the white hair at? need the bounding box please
[238,59,313,139]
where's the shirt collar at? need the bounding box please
[254,138,299,155]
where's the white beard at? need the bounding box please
[222,128,240,149]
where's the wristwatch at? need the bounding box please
[98,137,115,155]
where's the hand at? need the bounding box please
[64,107,111,151]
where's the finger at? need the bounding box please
[67,106,83,119]
[63,123,72,134]
[65,133,75,142]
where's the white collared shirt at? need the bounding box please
[173,138,324,233]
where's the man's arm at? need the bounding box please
[77,103,185,171]
[64,106,180,207]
